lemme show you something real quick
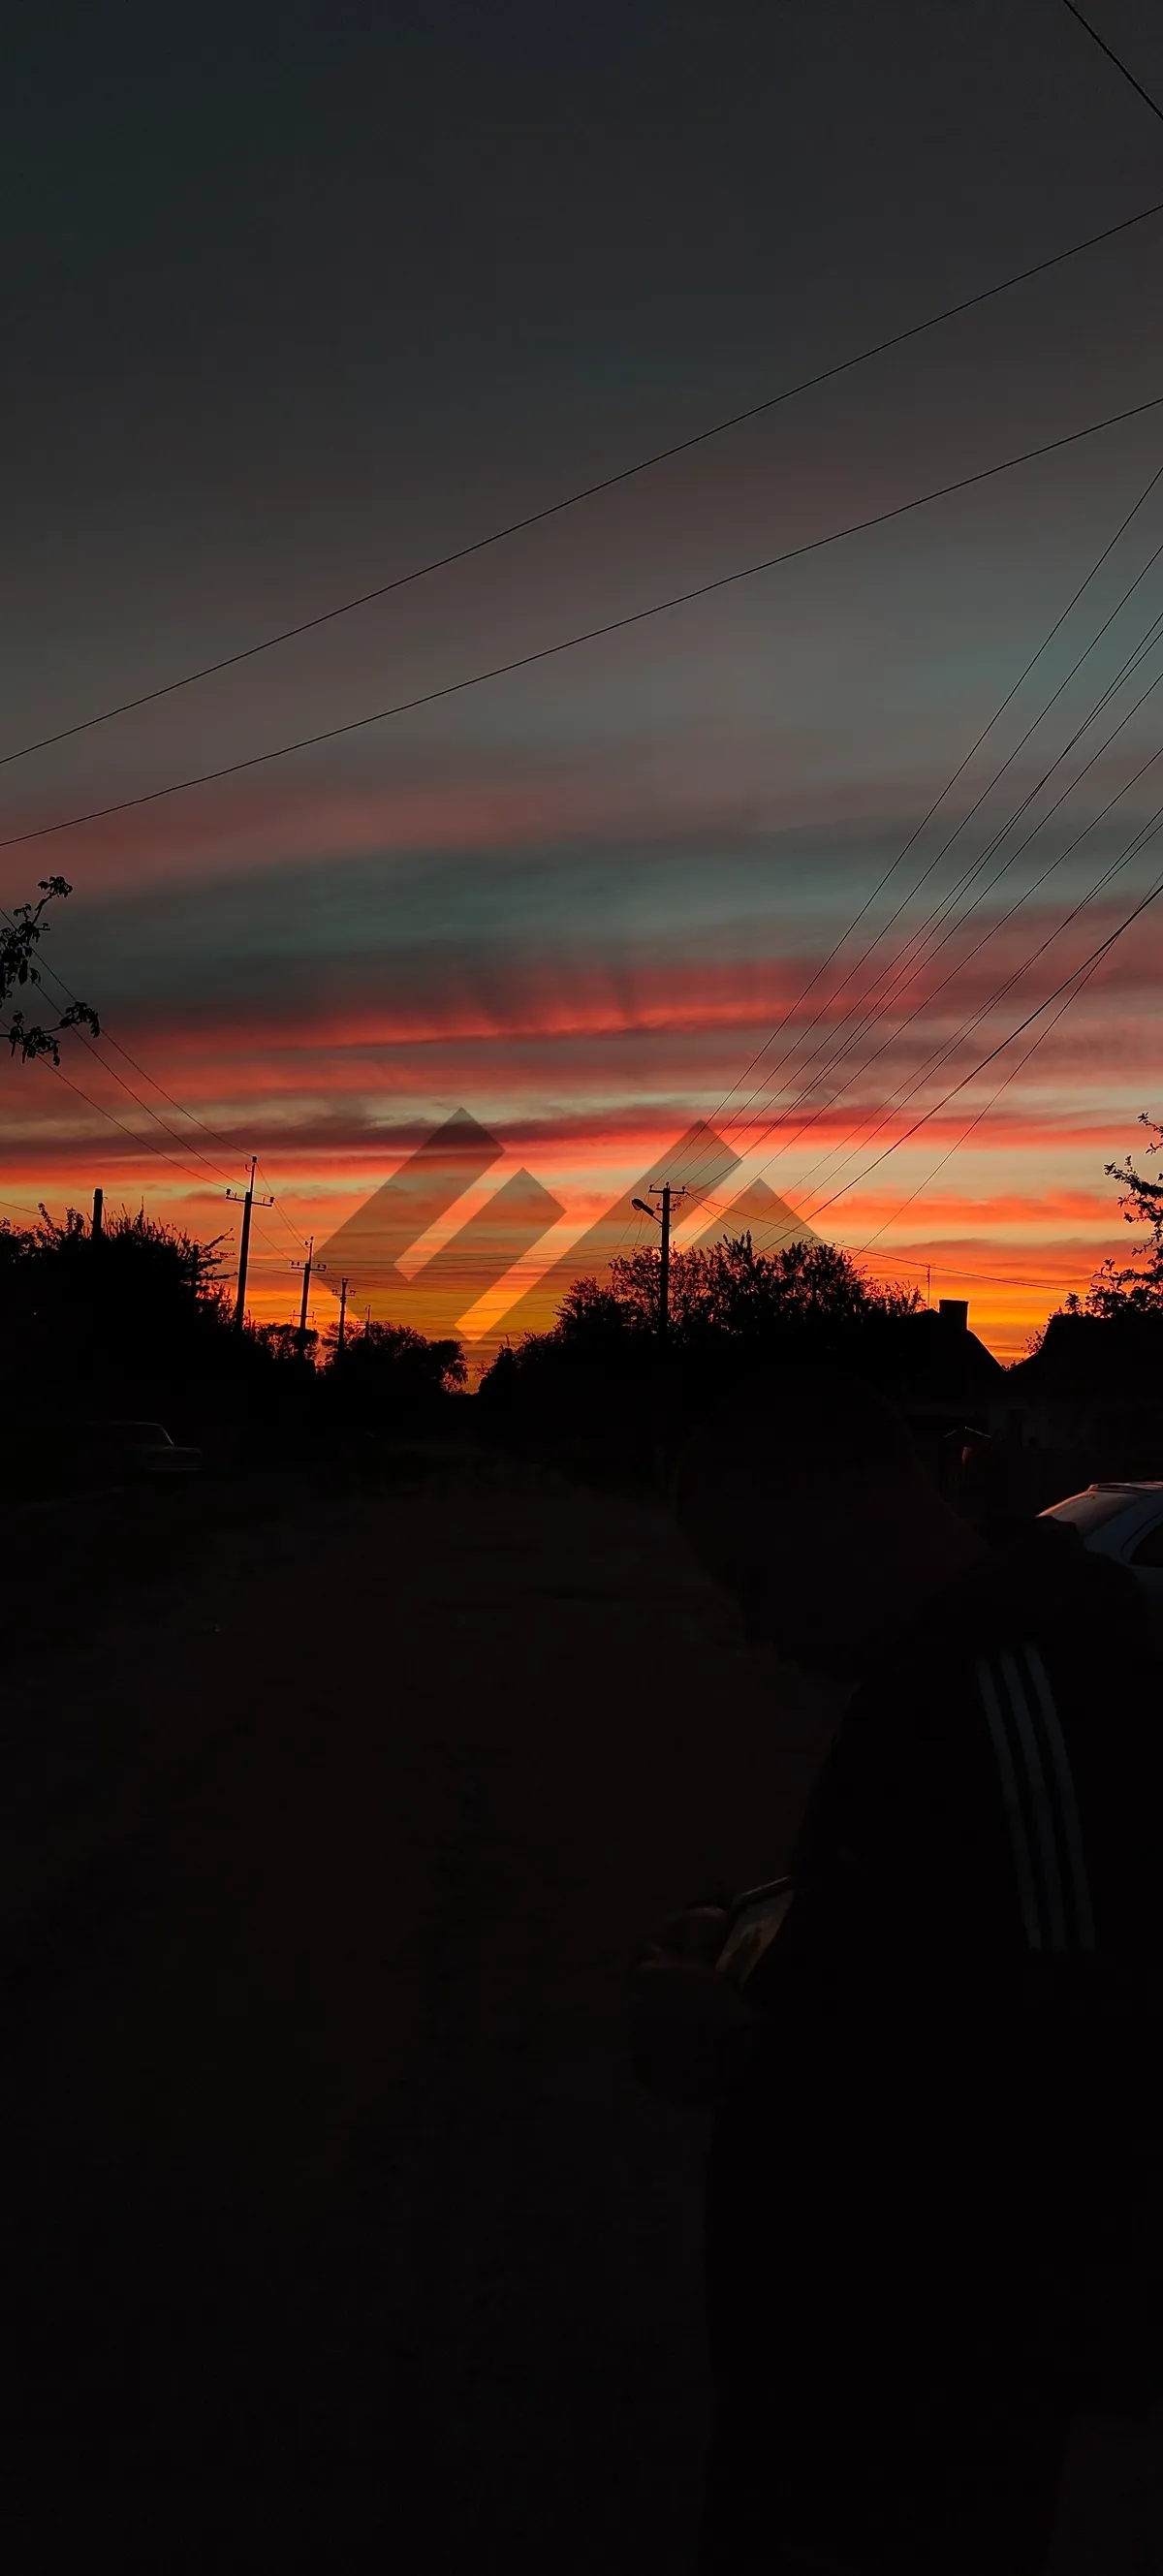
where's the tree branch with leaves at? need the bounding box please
[1,878,99,1064]
[1068,1115,1163,1318]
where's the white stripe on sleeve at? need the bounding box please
[976,1656,1044,1951]
[997,1648,1069,1954]
[1022,1641,1096,1954]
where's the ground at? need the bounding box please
[2,1453,837,2575]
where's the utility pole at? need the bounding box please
[226,1156,273,1332]
[91,1185,104,1239]
[336,1276,349,1351]
[631,1181,688,1341]
[291,1239,325,1355]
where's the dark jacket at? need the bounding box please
[703,1521,1163,2565]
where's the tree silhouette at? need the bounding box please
[609,1231,922,1339]
[477,1232,925,1457]
[0,1205,232,1425]
[1068,1116,1163,1317]
[329,1321,466,1427]
[1,879,99,1063]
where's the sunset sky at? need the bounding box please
[5,0,1163,1365]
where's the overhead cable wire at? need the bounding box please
[644,1199,1089,1299]
[742,774,1163,1249]
[784,757,1163,1211]
[659,451,1163,1183]
[44,1057,235,1187]
[723,611,1163,1199]
[670,583,1163,1236]
[3,936,239,1191]
[851,1252,1079,1294]
[851,951,1145,1262]
[5,199,1163,774]
[0,894,258,1183]
[767,772,1163,1230]
[3,911,322,1226]
[253,1162,316,1253]
[1060,0,1163,127]
[683,1202,1087,1298]
[687,598,1163,1189]
[665,465,1163,1189]
[3,391,1163,861]
[797,852,1163,1226]
[82,1032,246,1167]
[731,736,1163,1257]
[576,434,1163,1258]
[64,1026,236,1183]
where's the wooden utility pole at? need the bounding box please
[226,1157,272,1331]
[657,1181,677,1343]
[291,1239,325,1355]
[632,1181,688,1340]
[336,1275,349,1351]
[91,1185,104,1238]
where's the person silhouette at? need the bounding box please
[632,1369,1163,2574]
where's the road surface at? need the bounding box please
[2,1453,837,2574]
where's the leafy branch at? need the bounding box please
[1,877,100,1065]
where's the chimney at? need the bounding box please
[938,1298,968,1331]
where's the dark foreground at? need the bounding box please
[2,1455,834,2575]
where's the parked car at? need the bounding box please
[1041,1482,1163,1643]
[80,1420,204,1482]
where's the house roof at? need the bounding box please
[1006,1310,1163,1399]
[853,1306,1003,1412]
[896,1308,1004,1405]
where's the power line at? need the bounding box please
[738,620,1163,1204]
[3,896,325,1244]
[852,962,1138,1265]
[632,1202,1095,1299]
[853,1252,1090,1294]
[741,770,1163,1253]
[694,602,1163,1193]
[1060,1,1163,127]
[253,1162,316,1254]
[80,1029,244,1166]
[662,625,1163,1274]
[5,911,324,1250]
[12,398,1155,1264]
[4,391,1163,863]
[2,937,238,1193]
[732,744,1163,1259]
[26,963,299,1210]
[605,455,1163,1259]
[665,461,1163,1191]
[777,774,1163,1224]
[67,1026,236,1182]
[1,893,255,1183]
[6,200,1163,776]
[44,1055,235,1188]
[802,855,1163,1225]
[252,1216,299,1258]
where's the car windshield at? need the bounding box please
[117,1424,171,1446]
[1042,1490,1143,1535]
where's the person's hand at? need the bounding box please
[628,1906,753,2103]
[631,1904,731,1974]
